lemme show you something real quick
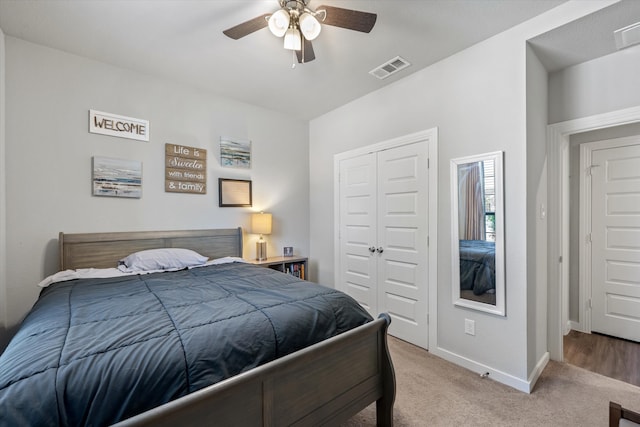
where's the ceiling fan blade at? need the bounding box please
[296,39,316,63]
[223,13,270,40]
[317,5,377,33]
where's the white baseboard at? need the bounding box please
[528,351,550,391]
[569,320,581,333]
[564,319,572,335]
[430,347,549,393]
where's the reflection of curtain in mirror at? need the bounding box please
[458,162,485,240]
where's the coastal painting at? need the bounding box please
[220,138,251,169]
[92,156,142,198]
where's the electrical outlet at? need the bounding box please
[465,319,475,336]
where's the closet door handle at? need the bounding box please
[368,246,376,253]
[376,247,384,254]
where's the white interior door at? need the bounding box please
[377,142,428,348]
[591,141,640,342]
[338,153,378,315]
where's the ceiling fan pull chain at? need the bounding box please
[292,49,296,69]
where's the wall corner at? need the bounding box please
[0,28,9,348]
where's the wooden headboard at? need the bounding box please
[59,228,243,270]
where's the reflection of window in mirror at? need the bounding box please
[483,160,496,241]
[457,160,495,242]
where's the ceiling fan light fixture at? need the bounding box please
[268,9,290,37]
[284,27,302,50]
[299,13,321,40]
[223,2,378,64]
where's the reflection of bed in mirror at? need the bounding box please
[459,239,496,305]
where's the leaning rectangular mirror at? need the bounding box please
[451,151,505,316]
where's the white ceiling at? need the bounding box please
[529,0,640,72]
[1,0,634,121]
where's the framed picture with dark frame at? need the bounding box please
[218,178,252,207]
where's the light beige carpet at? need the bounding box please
[343,336,640,426]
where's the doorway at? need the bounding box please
[547,106,640,362]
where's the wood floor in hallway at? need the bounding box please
[564,330,640,387]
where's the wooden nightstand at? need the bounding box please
[246,256,308,281]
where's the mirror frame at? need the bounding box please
[450,151,505,316]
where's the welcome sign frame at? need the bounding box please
[89,110,149,142]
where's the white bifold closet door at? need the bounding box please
[338,141,428,349]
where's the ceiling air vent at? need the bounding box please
[369,56,411,80]
[614,21,640,50]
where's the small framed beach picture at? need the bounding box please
[220,138,251,169]
[92,156,142,198]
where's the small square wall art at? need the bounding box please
[92,156,142,198]
[220,138,251,169]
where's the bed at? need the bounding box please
[459,239,495,296]
[0,228,395,426]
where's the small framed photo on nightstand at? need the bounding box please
[283,246,293,257]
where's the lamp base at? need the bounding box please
[256,240,267,261]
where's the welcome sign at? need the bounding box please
[89,110,149,141]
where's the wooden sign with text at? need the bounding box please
[165,143,207,194]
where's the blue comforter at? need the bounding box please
[0,262,372,426]
[459,240,495,295]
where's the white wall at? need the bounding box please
[309,1,612,390]
[527,46,548,375]
[549,43,640,124]
[0,28,8,349]
[525,45,549,376]
[1,37,309,335]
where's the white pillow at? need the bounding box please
[118,248,208,272]
[206,256,247,265]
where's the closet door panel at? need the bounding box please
[339,153,378,315]
[377,142,429,348]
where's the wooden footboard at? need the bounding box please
[114,314,395,427]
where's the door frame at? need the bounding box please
[333,128,438,350]
[547,105,640,361]
[578,136,640,336]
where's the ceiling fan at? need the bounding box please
[223,0,377,64]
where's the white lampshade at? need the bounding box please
[251,212,272,261]
[268,9,290,37]
[251,212,272,235]
[283,27,302,50]
[299,13,321,40]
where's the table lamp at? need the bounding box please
[251,212,272,261]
